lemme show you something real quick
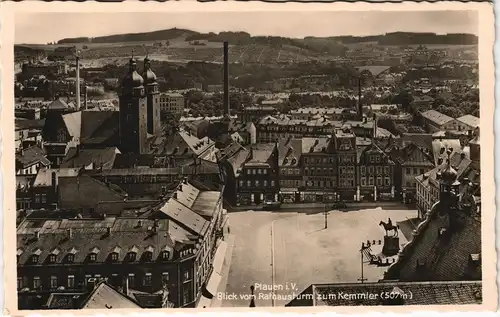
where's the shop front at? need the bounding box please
[280,188,300,203]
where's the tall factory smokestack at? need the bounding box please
[223,41,230,116]
[357,77,362,120]
[76,56,81,110]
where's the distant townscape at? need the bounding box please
[15,26,481,310]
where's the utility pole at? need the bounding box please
[324,204,328,229]
[358,243,368,284]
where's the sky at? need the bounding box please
[15,11,478,44]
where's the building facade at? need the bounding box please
[160,93,185,116]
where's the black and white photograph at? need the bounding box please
[5,3,496,312]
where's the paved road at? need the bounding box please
[222,207,417,307]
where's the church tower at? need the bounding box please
[143,56,161,136]
[119,58,149,154]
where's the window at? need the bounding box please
[384,166,390,175]
[361,166,366,174]
[33,277,41,289]
[127,274,135,287]
[84,275,91,286]
[35,194,40,203]
[246,180,251,187]
[111,253,118,261]
[41,194,47,204]
[413,168,417,175]
[183,269,191,282]
[161,251,170,260]
[376,156,381,163]
[31,255,39,264]
[255,180,260,187]
[67,275,75,288]
[369,166,374,174]
[376,166,382,175]
[361,177,366,186]
[385,177,390,186]
[271,180,275,187]
[50,276,58,289]
[406,168,411,174]
[67,254,75,263]
[257,169,262,175]
[49,254,56,263]
[377,177,382,186]
[144,273,152,286]
[144,251,153,262]
[89,254,97,262]
[239,180,244,187]
[369,177,374,186]
[162,272,169,284]
[17,277,23,289]
[370,156,375,163]
[263,180,268,187]
[128,252,137,262]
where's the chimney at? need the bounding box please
[34,231,40,240]
[357,77,363,120]
[76,56,81,110]
[67,228,73,240]
[106,227,111,236]
[223,41,230,116]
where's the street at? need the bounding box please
[221,206,417,307]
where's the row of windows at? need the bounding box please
[34,193,47,204]
[360,177,391,187]
[258,126,329,133]
[18,270,180,290]
[239,180,276,187]
[245,168,269,175]
[25,250,171,265]
[340,166,356,174]
[360,166,391,175]
[303,157,334,164]
[304,168,336,176]
[280,168,301,175]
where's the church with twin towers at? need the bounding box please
[119,56,161,155]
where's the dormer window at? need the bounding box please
[49,248,60,263]
[110,246,121,262]
[88,247,100,262]
[144,246,154,261]
[67,247,77,263]
[161,250,170,261]
[31,248,42,264]
[128,245,139,261]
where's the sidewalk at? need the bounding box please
[231,201,412,212]
[196,232,235,308]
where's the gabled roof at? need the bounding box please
[47,99,71,111]
[431,139,462,166]
[421,110,454,126]
[61,111,82,140]
[457,114,480,129]
[16,145,51,168]
[61,147,120,169]
[278,137,303,166]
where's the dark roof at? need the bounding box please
[385,194,481,281]
[61,147,119,169]
[15,118,45,131]
[278,137,303,166]
[47,99,71,111]
[294,281,482,306]
[17,217,194,266]
[246,143,276,166]
[16,145,51,168]
[80,111,119,145]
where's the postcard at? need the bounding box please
[1,1,496,314]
